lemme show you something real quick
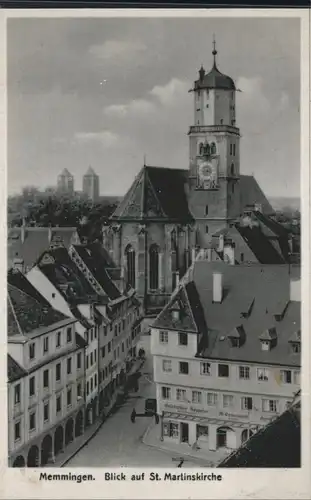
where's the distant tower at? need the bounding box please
[188,37,241,242]
[57,168,74,195]
[83,166,100,202]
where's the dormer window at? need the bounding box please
[172,310,180,321]
[228,325,246,347]
[289,330,301,354]
[292,342,301,354]
[261,340,271,351]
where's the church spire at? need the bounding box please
[212,34,217,68]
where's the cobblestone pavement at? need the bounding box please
[65,347,207,468]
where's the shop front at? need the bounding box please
[161,411,262,452]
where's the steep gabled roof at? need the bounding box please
[111,166,193,222]
[71,243,121,300]
[7,354,27,382]
[240,175,274,215]
[8,283,69,337]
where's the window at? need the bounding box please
[56,395,61,413]
[86,355,89,370]
[108,342,111,353]
[262,399,278,413]
[43,369,49,389]
[67,388,72,407]
[77,383,82,398]
[220,119,223,124]
[90,352,93,366]
[77,352,82,369]
[114,350,116,360]
[197,425,209,439]
[125,245,136,288]
[206,225,209,234]
[94,328,97,339]
[67,327,72,343]
[176,388,187,401]
[178,332,188,346]
[233,144,236,156]
[231,163,235,176]
[29,342,35,360]
[218,364,229,378]
[43,402,49,422]
[162,360,172,372]
[117,346,120,357]
[101,346,106,358]
[240,253,244,263]
[149,244,159,290]
[43,336,49,354]
[205,205,209,215]
[86,382,89,396]
[280,370,292,384]
[223,394,234,408]
[163,422,179,438]
[200,362,211,375]
[294,371,300,385]
[14,384,21,404]
[207,392,218,406]
[14,421,21,441]
[241,396,253,410]
[56,332,61,348]
[161,387,171,400]
[118,323,121,334]
[29,411,36,431]
[91,329,94,341]
[257,368,269,381]
[159,331,168,344]
[239,366,250,380]
[90,378,94,392]
[261,340,270,351]
[104,326,107,337]
[230,144,233,155]
[192,391,202,404]
[122,342,124,353]
[67,357,72,375]
[291,342,301,353]
[29,376,35,397]
[179,361,189,375]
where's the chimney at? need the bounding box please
[21,218,26,244]
[175,271,180,288]
[48,226,53,244]
[191,247,197,263]
[218,234,224,252]
[207,248,212,262]
[290,278,301,302]
[224,243,235,265]
[213,272,223,303]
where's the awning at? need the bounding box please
[163,411,262,430]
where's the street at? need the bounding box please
[66,336,202,467]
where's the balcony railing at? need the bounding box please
[189,125,240,135]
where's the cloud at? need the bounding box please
[104,99,156,118]
[89,39,146,62]
[74,130,120,147]
[149,78,190,107]
[236,76,270,114]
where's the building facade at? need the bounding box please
[82,167,100,202]
[7,271,86,467]
[151,262,301,454]
[106,42,282,314]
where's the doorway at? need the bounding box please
[181,422,189,443]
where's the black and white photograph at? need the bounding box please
[5,11,307,490]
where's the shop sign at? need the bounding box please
[219,411,249,419]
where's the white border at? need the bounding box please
[0,8,309,499]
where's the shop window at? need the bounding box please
[163,422,179,438]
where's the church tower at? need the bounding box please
[188,39,241,245]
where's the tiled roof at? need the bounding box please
[8,283,69,337]
[7,354,27,382]
[236,224,287,264]
[7,227,79,270]
[154,262,301,367]
[111,166,193,222]
[36,246,100,305]
[218,402,301,468]
[239,175,274,215]
[8,268,51,306]
[71,243,121,300]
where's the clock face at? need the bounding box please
[197,158,218,189]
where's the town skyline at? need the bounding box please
[8,17,300,198]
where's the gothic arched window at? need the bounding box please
[211,142,216,155]
[149,244,159,290]
[204,143,210,155]
[125,245,136,289]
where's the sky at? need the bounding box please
[7,16,300,198]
